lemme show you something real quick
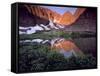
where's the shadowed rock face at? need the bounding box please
[19,4,86,27]
[18,4,49,27]
[65,8,97,32]
[24,5,61,23]
[19,4,96,33]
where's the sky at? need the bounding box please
[41,6,77,15]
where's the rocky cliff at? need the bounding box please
[19,4,97,34]
[19,4,61,27]
[65,7,97,32]
[19,4,86,27]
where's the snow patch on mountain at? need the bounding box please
[19,20,65,34]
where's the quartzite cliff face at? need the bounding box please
[65,7,97,32]
[19,4,86,27]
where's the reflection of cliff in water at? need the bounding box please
[51,38,84,57]
[19,38,84,58]
[73,37,96,57]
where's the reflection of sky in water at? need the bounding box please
[19,38,83,58]
[41,6,77,15]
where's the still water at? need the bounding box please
[19,37,96,58]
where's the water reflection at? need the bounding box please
[20,38,85,57]
[51,38,84,57]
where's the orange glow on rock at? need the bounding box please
[52,40,80,52]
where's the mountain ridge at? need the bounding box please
[24,4,86,26]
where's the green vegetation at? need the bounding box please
[19,30,96,72]
[19,44,96,72]
[19,30,96,40]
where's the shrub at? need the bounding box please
[19,44,96,72]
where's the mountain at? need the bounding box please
[19,4,61,27]
[19,4,86,27]
[19,4,96,34]
[58,11,75,25]
[65,7,97,32]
